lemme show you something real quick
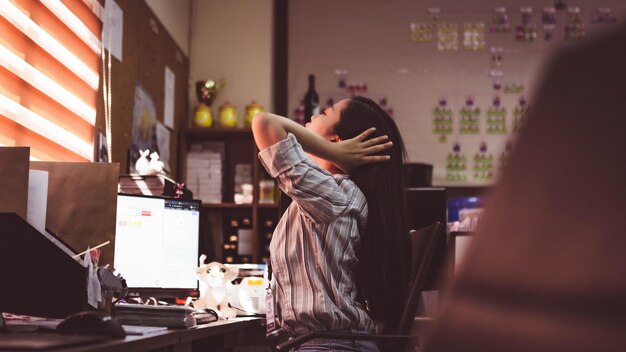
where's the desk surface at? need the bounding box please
[0,317,264,352]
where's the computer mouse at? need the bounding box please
[57,311,126,338]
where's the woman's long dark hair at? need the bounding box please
[335,96,410,332]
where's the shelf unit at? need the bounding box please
[179,128,280,264]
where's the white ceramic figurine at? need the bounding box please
[194,254,238,319]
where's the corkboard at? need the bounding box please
[95,0,189,180]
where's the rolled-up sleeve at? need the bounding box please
[258,133,357,223]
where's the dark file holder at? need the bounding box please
[0,213,88,318]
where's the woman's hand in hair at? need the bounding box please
[333,127,392,173]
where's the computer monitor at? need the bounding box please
[405,187,447,290]
[114,194,201,299]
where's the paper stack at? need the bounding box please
[114,304,198,328]
[186,142,224,204]
[114,304,218,328]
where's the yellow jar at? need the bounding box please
[218,101,238,128]
[244,101,263,128]
[193,104,213,128]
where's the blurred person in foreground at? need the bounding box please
[422,21,626,352]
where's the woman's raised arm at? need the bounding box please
[251,112,391,172]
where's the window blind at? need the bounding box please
[0,0,102,161]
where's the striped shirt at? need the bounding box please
[258,133,379,336]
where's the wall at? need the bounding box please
[108,0,273,177]
[289,0,626,186]
[145,0,192,56]
[142,1,276,121]
[189,0,274,127]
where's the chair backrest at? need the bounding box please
[396,222,443,335]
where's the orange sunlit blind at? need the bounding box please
[0,0,102,161]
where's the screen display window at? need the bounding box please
[114,194,201,289]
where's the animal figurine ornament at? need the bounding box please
[194,254,238,319]
[134,149,151,175]
[148,151,165,173]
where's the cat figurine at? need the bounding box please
[194,254,238,319]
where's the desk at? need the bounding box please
[0,318,267,352]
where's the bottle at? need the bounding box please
[303,74,319,124]
[237,216,253,262]
[223,217,239,262]
[293,100,305,125]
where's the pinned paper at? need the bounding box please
[102,0,123,61]
[156,122,171,173]
[164,67,175,128]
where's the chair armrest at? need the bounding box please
[414,316,436,322]
[276,331,417,351]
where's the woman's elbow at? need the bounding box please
[251,112,284,149]
[251,112,270,133]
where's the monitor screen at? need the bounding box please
[114,194,201,292]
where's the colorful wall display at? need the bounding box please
[289,0,626,186]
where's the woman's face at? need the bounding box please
[305,99,349,141]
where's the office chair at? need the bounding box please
[270,222,443,352]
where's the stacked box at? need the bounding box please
[186,142,224,203]
[233,163,253,194]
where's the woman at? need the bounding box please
[253,96,410,352]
